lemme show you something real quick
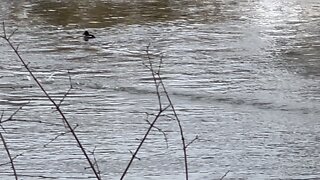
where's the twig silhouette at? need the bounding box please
[1,22,101,180]
[145,118,169,148]
[0,130,18,180]
[0,108,19,179]
[121,103,170,179]
[0,102,61,127]
[85,147,102,179]
[120,49,172,179]
[144,45,189,180]
[0,104,64,173]
[220,170,230,180]
[186,135,199,148]
[57,70,73,108]
[121,45,190,179]
[43,124,79,148]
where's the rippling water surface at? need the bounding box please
[0,0,320,179]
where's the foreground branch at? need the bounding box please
[0,131,18,180]
[1,22,101,180]
[121,45,190,179]
[145,45,189,180]
[120,105,168,179]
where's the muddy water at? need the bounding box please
[0,0,320,179]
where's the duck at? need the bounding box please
[83,31,95,41]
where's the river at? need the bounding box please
[0,0,319,179]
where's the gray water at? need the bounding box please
[0,0,319,179]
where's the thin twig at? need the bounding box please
[129,150,141,160]
[57,70,73,107]
[220,170,230,180]
[145,44,162,111]
[8,28,18,40]
[185,135,199,148]
[158,74,189,180]
[1,103,29,132]
[85,147,102,179]
[0,131,18,180]
[91,147,101,179]
[0,153,23,167]
[121,45,190,179]
[43,124,78,148]
[145,119,169,148]
[121,46,170,179]
[7,106,23,121]
[121,108,165,179]
[146,47,189,180]
[16,43,20,51]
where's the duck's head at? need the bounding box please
[83,31,90,36]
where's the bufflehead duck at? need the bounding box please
[83,31,95,41]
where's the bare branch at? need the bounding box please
[83,147,102,179]
[8,28,18,40]
[1,22,101,179]
[145,46,190,180]
[1,101,29,122]
[15,43,20,51]
[1,103,29,132]
[145,119,169,148]
[90,147,101,179]
[122,45,190,180]
[129,150,141,160]
[0,102,59,127]
[57,70,73,107]
[157,73,189,179]
[121,109,165,179]
[0,153,23,167]
[185,135,199,148]
[7,106,22,121]
[220,170,230,180]
[0,131,18,180]
[43,124,79,148]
